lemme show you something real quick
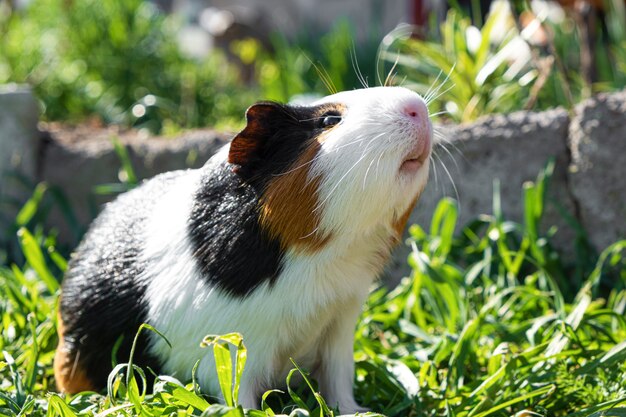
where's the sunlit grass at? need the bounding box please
[1,164,625,416]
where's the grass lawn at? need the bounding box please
[1,164,625,417]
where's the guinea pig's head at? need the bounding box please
[228,86,432,251]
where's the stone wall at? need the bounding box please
[39,126,230,241]
[0,85,40,224]
[387,91,626,279]
[1,86,624,280]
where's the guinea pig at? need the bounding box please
[54,86,432,413]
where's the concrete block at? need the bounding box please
[0,84,40,223]
[39,127,230,243]
[569,90,626,252]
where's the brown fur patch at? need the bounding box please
[54,309,96,394]
[391,196,420,244]
[259,141,331,252]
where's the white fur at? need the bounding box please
[311,87,431,238]
[142,87,431,413]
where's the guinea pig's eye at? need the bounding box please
[321,112,342,128]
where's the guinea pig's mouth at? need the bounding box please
[400,141,430,173]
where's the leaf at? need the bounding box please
[213,339,234,407]
[386,360,420,398]
[200,404,244,417]
[169,385,210,411]
[201,333,247,407]
[17,227,59,293]
[111,136,138,186]
[25,314,39,393]
[46,394,79,417]
[470,384,555,417]
[16,183,47,227]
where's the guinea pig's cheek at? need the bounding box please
[258,142,332,253]
[316,123,355,152]
[315,129,334,145]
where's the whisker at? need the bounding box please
[313,153,368,213]
[433,129,464,158]
[318,64,338,95]
[426,83,456,106]
[374,150,385,181]
[434,142,461,172]
[426,63,456,103]
[330,134,377,153]
[425,63,456,105]
[362,155,378,190]
[376,24,414,87]
[361,132,386,155]
[299,224,321,240]
[273,135,371,178]
[429,153,440,194]
[429,110,450,118]
[441,143,466,164]
[350,41,369,89]
[302,52,337,95]
[433,150,461,210]
[424,69,444,102]
[375,40,385,87]
[358,132,387,188]
[384,51,401,87]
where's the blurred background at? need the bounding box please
[1,0,624,135]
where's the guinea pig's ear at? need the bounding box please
[228,102,285,169]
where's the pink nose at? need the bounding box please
[403,99,428,121]
[402,98,432,160]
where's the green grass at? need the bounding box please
[1,165,625,417]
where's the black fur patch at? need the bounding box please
[59,172,184,390]
[189,161,284,296]
[228,101,343,187]
[190,102,342,296]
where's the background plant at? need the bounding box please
[388,5,541,122]
[389,0,626,123]
[0,0,255,133]
[2,0,625,129]
[353,165,626,416]
[230,20,380,103]
[0,1,382,133]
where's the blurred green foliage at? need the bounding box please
[391,0,626,123]
[0,1,380,133]
[0,0,255,133]
[231,21,380,103]
[391,6,540,122]
[1,0,625,130]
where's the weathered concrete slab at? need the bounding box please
[387,108,577,281]
[569,91,626,252]
[39,127,230,242]
[0,84,40,223]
